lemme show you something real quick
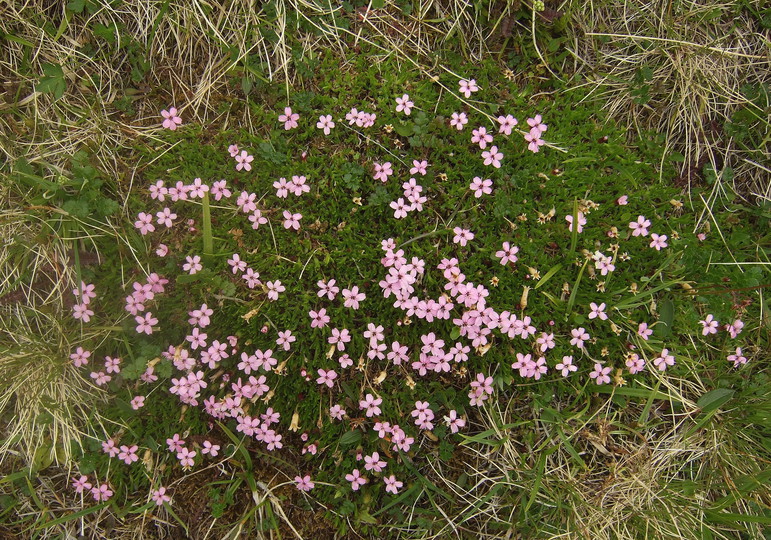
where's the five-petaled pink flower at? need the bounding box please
[135,212,155,235]
[295,475,315,491]
[450,112,468,130]
[342,286,366,309]
[235,151,254,172]
[653,348,675,371]
[452,227,474,247]
[629,216,651,237]
[699,314,719,335]
[497,114,518,135]
[91,483,113,502]
[279,107,299,130]
[469,176,493,197]
[316,368,338,388]
[161,107,182,130]
[458,79,479,98]
[152,487,171,506]
[650,233,668,251]
[282,211,302,230]
[359,393,382,417]
[383,475,403,494]
[471,126,493,149]
[395,94,414,115]
[524,128,545,153]
[565,212,587,233]
[481,145,503,168]
[316,114,335,135]
[556,356,577,377]
[345,469,367,491]
[588,302,608,320]
[589,363,612,385]
[496,242,519,265]
[638,322,653,340]
[72,475,92,494]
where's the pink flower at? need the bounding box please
[383,475,403,494]
[410,160,428,175]
[187,178,209,199]
[73,282,96,304]
[317,279,340,300]
[727,319,744,338]
[626,353,644,374]
[444,410,466,433]
[452,227,474,247]
[629,216,651,237]
[649,233,668,250]
[130,396,145,410]
[328,328,351,351]
[469,176,493,197]
[273,177,289,198]
[395,94,414,115]
[235,150,254,172]
[496,242,519,265]
[309,308,330,329]
[556,356,577,377]
[228,144,239,157]
[282,210,302,230]
[248,210,268,230]
[342,286,366,310]
[149,180,167,201]
[390,198,409,219]
[279,107,299,130]
[161,107,182,130]
[588,302,608,320]
[497,114,518,135]
[228,254,247,274]
[616,195,628,205]
[653,349,675,371]
[345,469,367,491]
[570,327,589,349]
[364,452,387,473]
[471,126,493,149]
[329,404,346,420]
[152,487,171,506]
[316,368,338,388]
[119,444,139,465]
[727,347,747,368]
[211,179,232,200]
[266,280,285,301]
[135,312,158,335]
[589,363,612,385]
[102,438,119,457]
[166,434,185,453]
[565,212,586,233]
[70,347,91,368]
[638,322,653,340]
[155,243,168,257]
[316,114,335,135]
[201,441,220,456]
[91,483,113,501]
[481,145,503,168]
[295,475,315,491]
[276,330,296,351]
[699,314,719,335]
[450,112,468,130]
[524,128,545,153]
[134,212,155,235]
[290,175,310,196]
[373,161,393,183]
[526,114,547,135]
[359,393,382,417]
[183,255,202,274]
[72,475,92,494]
[458,79,479,98]
[177,447,196,468]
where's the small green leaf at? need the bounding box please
[656,298,674,338]
[339,430,362,447]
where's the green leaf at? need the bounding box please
[535,263,562,289]
[655,298,674,338]
[339,430,362,447]
[696,388,735,413]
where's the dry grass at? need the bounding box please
[424,391,771,539]
[565,0,770,202]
